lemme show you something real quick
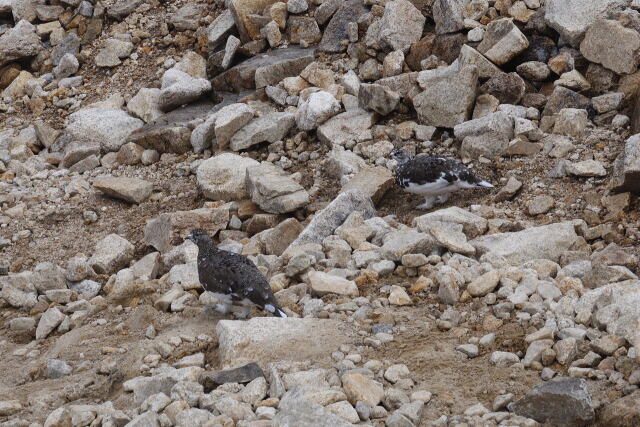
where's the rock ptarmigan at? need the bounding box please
[390,148,494,209]
[186,229,287,318]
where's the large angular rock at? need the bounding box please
[471,221,581,265]
[274,388,354,427]
[286,189,375,252]
[457,44,504,80]
[453,111,514,140]
[381,230,436,261]
[229,0,282,42]
[0,272,37,309]
[62,140,101,168]
[542,86,591,117]
[433,0,464,35]
[580,20,640,75]
[159,69,211,112]
[317,110,374,146]
[599,391,640,426]
[127,88,163,123]
[123,367,204,404]
[211,47,315,91]
[207,10,235,51]
[544,0,622,47]
[229,112,295,151]
[358,83,400,115]
[413,207,488,238]
[318,0,368,53]
[246,163,309,213]
[214,103,255,148]
[477,18,529,65]
[93,177,153,204]
[35,307,66,340]
[89,234,135,274]
[95,38,134,67]
[287,16,322,45]
[107,0,144,20]
[61,108,143,153]
[376,0,426,52]
[127,101,218,154]
[340,166,394,205]
[480,72,526,105]
[296,91,342,131]
[413,65,478,128]
[216,318,354,368]
[509,378,595,426]
[197,153,259,201]
[612,134,640,193]
[0,20,42,67]
[577,280,640,344]
[308,271,359,297]
[171,3,205,31]
[144,206,229,252]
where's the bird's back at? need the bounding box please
[197,243,276,308]
[396,154,481,187]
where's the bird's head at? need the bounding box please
[389,148,412,166]
[185,229,212,246]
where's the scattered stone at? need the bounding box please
[230,112,295,151]
[477,18,529,65]
[509,378,595,426]
[93,177,153,204]
[89,234,135,274]
[246,163,310,213]
[216,318,354,368]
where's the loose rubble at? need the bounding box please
[1,0,640,425]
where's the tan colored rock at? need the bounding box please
[308,271,359,297]
[342,373,384,406]
[580,19,640,75]
[467,270,500,297]
[93,177,153,204]
[389,285,412,305]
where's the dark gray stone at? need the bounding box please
[51,32,80,66]
[542,86,592,117]
[106,0,144,20]
[126,100,228,153]
[509,378,595,426]
[200,363,265,392]
[318,0,368,53]
[210,46,315,91]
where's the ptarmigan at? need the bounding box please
[390,148,494,209]
[186,229,287,318]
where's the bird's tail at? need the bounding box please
[265,303,288,318]
[476,180,494,188]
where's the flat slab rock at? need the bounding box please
[340,166,395,206]
[470,221,582,265]
[216,317,355,369]
[211,46,315,92]
[285,189,376,252]
[200,362,265,392]
[127,101,218,154]
[93,177,153,204]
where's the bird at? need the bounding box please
[186,229,287,318]
[389,148,494,210]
